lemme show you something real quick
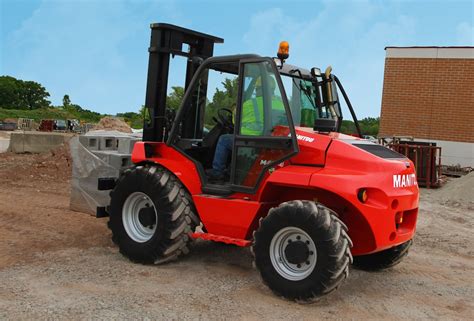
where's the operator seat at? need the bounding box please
[201,123,231,168]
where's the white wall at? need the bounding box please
[415,138,474,167]
[386,47,474,59]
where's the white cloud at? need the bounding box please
[243,8,293,52]
[241,2,410,118]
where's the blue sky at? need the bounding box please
[1,0,473,118]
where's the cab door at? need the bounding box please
[230,58,298,193]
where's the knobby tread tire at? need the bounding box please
[109,164,199,264]
[353,240,413,271]
[252,200,353,302]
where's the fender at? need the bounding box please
[131,142,202,195]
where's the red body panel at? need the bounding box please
[190,232,251,246]
[192,196,262,239]
[290,127,332,166]
[131,127,419,256]
[308,138,418,255]
[132,142,202,195]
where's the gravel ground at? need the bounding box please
[0,152,473,320]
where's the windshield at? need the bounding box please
[280,73,341,128]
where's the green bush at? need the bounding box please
[0,107,103,124]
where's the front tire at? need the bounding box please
[109,165,199,264]
[252,201,353,302]
[353,240,413,271]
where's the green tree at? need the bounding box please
[63,94,71,108]
[358,117,380,136]
[138,105,151,124]
[340,117,380,136]
[0,76,51,109]
[205,77,238,127]
[166,86,185,110]
[21,80,51,109]
[0,76,22,109]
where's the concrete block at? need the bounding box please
[109,153,132,169]
[9,131,72,153]
[0,138,9,153]
[118,137,139,154]
[99,137,118,151]
[79,135,99,151]
[91,151,111,163]
[69,136,120,216]
[92,151,131,170]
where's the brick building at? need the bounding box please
[379,47,474,166]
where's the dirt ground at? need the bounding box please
[0,151,473,320]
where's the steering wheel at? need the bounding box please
[214,108,234,131]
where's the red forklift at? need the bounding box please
[98,24,419,301]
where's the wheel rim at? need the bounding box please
[269,227,317,281]
[122,192,158,243]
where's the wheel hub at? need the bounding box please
[284,241,310,265]
[269,227,317,281]
[122,192,158,243]
[138,207,156,227]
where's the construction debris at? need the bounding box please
[437,172,474,209]
[0,143,71,182]
[93,117,132,133]
[441,164,473,177]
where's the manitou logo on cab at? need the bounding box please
[393,174,417,188]
[296,134,314,143]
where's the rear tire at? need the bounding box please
[109,164,199,264]
[252,201,353,302]
[353,240,413,271]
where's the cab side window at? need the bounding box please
[233,60,294,187]
[238,61,289,137]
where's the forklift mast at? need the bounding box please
[142,23,223,142]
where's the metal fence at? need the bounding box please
[390,142,442,188]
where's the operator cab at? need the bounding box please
[168,56,298,193]
[168,56,356,194]
[142,24,361,195]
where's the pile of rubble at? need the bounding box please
[93,117,132,133]
[0,143,71,183]
[437,172,474,209]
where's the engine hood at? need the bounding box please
[290,127,407,166]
